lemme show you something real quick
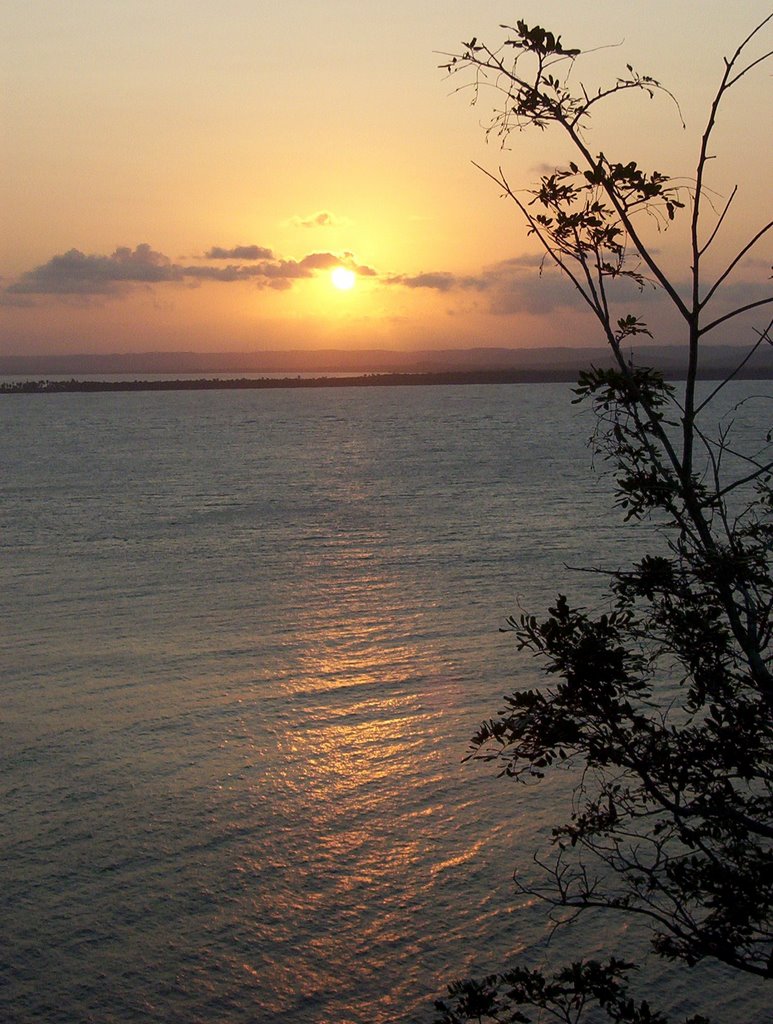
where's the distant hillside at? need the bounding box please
[2,344,772,379]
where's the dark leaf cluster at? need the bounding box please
[435,958,710,1024]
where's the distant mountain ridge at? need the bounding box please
[2,345,772,379]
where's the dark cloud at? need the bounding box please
[181,264,266,282]
[186,255,339,284]
[4,242,379,298]
[204,244,273,260]
[711,279,773,309]
[330,252,377,277]
[738,256,773,274]
[299,252,341,270]
[259,260,311,281]
[378,258,588,314]
[482,264,772,331]
[190,251,380,288]
[8,244,181,295]
[13,241,720,324]
[385,271,488,292]
[187,258,324,288]
[482,259,669,316]
[486,272,579,315]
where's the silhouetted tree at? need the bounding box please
[435,16,772,1023]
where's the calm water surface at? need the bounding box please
[1,382,769,1022]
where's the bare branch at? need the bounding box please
[701,218,773,308]
[698,185,737,257]
[700,295,773,336]
[694,318,773,415]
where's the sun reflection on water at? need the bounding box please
[226,537,509,1018]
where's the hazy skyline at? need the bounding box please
[2,1,771,357]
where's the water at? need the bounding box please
[1,382,769,1023]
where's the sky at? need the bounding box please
[1,1,771,358]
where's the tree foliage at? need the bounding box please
[436,15,773,1023]
[439,958,710,1024]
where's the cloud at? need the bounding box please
[299,251,341,270]
[478,262,772,331]
[19,239,748,331]
[204,244,273,260]
[381,261,576,312]
[481,259,674,316]
[8,244,181,295]
[494,253,550,269]
[4,242,378,299]
[737,256,773,274]
[291,210,346,228]
[384,271,488,292]
[181,264,267,282]
[716,279,773,308]
[485,270,579,315]
[379,256,666,317]
[184,255,331,289]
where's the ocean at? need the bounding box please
[1,381,769,1023]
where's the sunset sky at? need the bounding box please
[2,1,771,358]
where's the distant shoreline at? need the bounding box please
[3,367,773,394]
[1,371,578,393]
[3,343,773,384]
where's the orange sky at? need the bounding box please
[1,1,771,357]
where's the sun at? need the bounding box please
[331,266,356,290]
